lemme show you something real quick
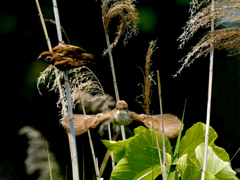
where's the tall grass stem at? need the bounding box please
[51,0,79,179]
[152,119,164,180]
[157,70,167,180]
[201,1,215,179]
[35,0,64,102]
[102,17,126,140]
[75,70,100,180]
[107,121,115,168]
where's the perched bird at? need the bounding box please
[62,100,183,138]
[37,41,95,70]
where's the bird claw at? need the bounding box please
[59,40,65,45]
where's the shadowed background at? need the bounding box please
[0,0,239,179]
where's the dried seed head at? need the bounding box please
[37,65,106,119]
[175,0,240,76]
[136,40,157,115]
[102,0,139,54]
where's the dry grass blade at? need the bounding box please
[102,0,139,54]
[175,0,240,76]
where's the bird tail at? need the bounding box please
[81,53,95,64]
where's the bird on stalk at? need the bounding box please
[37,41,95,70]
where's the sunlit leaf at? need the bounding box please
[110,129,172,180]
[179,122,218,163]
[196,143,236,180]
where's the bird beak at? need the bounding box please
[118,107,123,110]
[37,56,42,61]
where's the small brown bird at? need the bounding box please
[37,41,95,70]
[62,100,183,138]
[91,100,133,126]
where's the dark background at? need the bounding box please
[0,0,239,179]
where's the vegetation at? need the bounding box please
[0,0,239,179]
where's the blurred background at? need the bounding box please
[0,0,239,179]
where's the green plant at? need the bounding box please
[102,122,236,180]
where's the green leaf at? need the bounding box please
[168,100,186,180]
[110,129,172,180]
[101,126,147,163]
[134,126,147,135]
[102,138,133,163]
[195,143,236,180]
[176,154,202,180]
[179,122,218,163]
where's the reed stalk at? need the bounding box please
[51,0,79,179]
[201,1,215,179]
[102,17,126,140]
[74,69,101,179]
[231,148,240,162]
[157,70,167,180]
[36,0,79,178]
[35,0,64,102]
[152,119,164,180]
[108,121,115,169]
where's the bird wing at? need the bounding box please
[129,111,147,122]
[143,114,182,139]
[129,111,182,139]
[95,109,116,125]
[62,110,117,136]
[53,44,86,56]
[52,53,87,70]
[62,114,99,136]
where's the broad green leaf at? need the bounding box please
[176,154,202,180]
[101,126,148,163]
[102,138,133,163]
[195,143,236,180]
[210,144,230,162]
[179,122,218,163]
[110,129,172,180]
[134,126,147,135]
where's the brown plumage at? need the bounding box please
[37,41,95,70]
[62,100,183,138]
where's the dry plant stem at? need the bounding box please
[35,0,64,101]
[201,1,214,180]
[231,148,240,161]
[52,0,79,179]
[64,72,80,180]
[108,121,115,168]
[157,70,167,180]
[152,119,164,180]
[100,134,117,176]
[75,71,100,180]
[87,130,100,180]
[102,17,126,140]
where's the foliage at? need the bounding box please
[102,123,236,180]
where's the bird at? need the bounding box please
[96,100,133,126]
[62,100,183,138]
[37,41,95,70]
